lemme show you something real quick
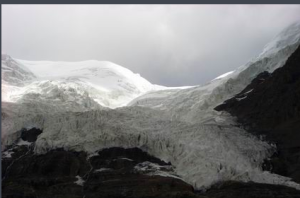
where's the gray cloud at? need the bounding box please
[2,5,300,86]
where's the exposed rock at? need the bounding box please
[20,128,43,142]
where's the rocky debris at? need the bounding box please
[215,44,300,183]
[85,147,191,198]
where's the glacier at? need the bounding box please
[2,21,300,190]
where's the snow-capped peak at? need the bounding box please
[2,54,36,86]
[2,57,166,108]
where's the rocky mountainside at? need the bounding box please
[215,43,300,183]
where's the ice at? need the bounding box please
[94,168,113,172]
[236,96,247,101]
[3,58,162,108]
[213,71,235,80]
[244,89,253,94]
[2,150,14,158]
[16,139,32,146]
[117,157,134,161]
[74,175,85,186]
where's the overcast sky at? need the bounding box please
[2,5,300,86]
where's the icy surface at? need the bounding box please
[212,71,235,81]
[2,150,14,158]
[74,175,85,186]
[94,168,113,172]
[16,139,32,146]
[1,54,36,102]
[3,57,169,108]
[11,59,163,108]
[236,96,247,101]
[22,108,300,190]
[134,161,180,180]
[2,22,300,190]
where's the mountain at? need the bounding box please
[215,43,300,183]
[129,21,300,124]
[2,22,300,198]
[2,57,167,108]
[1,54,36,86]
[1,54,36,101]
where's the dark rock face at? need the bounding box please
[20,128,43,142]
[215,44,300,183]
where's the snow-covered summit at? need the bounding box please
[2,57,166,108]
[16,59,155,93]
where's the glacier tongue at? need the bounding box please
[9,107,300,190]
[2,22,300,190]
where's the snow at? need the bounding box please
[244,89,253,94]
[129,22,300,124]
[3,58,164,108]
[259,21,300,60]
[236,96,247,101]
[94,168,113,172]
[3,56,193,108]
[213,71,235,81]
[117,157,134,161]
[74,175,85,186]
[1,56,191,111]
[134,161,181,180]
[17,139,32,146]
[2,22,300,191]
[2,150,14,158]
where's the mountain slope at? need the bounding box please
[2,57,165,108]
[1,54,36,86]
[129,22,300,124]
[1,54,37,101]
[215,43,300,183]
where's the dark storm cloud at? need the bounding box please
[2,5,300,86]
